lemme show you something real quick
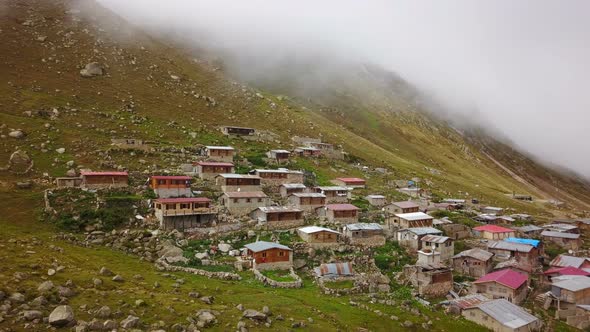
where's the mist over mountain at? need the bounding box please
[92,0,590,179]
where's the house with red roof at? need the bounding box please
[473,225,515,240]
[544,266,590,283]
[317,204,360,224]
[80,171,128,189]
[474,269,529,304]
[149,175,192,198]
[193,161,234,180]
[220,191,270,216]
[331,177,366,189]
[153,197,216,231]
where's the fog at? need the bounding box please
[95,0,590,178]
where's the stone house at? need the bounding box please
[221,126,255,136]
[385,201,420,214]
[403,250,453,297]
[474,269,529,304]
[266,149,291,164]
[472,225,515,240]
[439,223,472,240]
[194,162,234,180]
[203,146,235,163]
[481,206,504,215]
[297,226,341,246]
[420,235,454,262]
[462,299,542,332]
[220,191,270,216]
[80,171,128,189]
[288,193,326,212]
[250,169,304,186]
[317,204,360,224]
[487,240,540,269]
[244,241,292,271]
[279,183,307,198]
[452,248,494,278]
[154,197,216,231]
[342,223,385,247]
[250,206,304,230]
[551,276,590,309]
[550,255,590,269]
[294,147,322,157]
[514,225,544,238]
[387,212,433,230]
[215,174,261,193]
[312,186,351,203]
[149,175,192,198]
[541,231,581,250]
[331,177,366,189]
[396,227,443,251]
[366,195,386,207]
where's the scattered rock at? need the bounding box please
[95,306,111,319]
[22,310,42,321]
[37,280,54,292]
[48,305,75,327]
[99,267,113,276]
[8,130,25,138]
[9,292,25,303]
[242,309,266,321]
[200,296,213,304]
[120,315,139,329]
[55,148,66,154]
[112,275,124,282]
[48,268,56,276]
[80,62,104,77]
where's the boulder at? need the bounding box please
[37,280,54,292]
[103,320,117,330]
[22,310,43,321]
[80,62,104,77]
[242,309,266,321]
[8,130,25,138]
[99,267,113,276]
[95,306,111,319]
[120,315,139,329]
[196,310,216,327]
[9,292,25,303]
[48,305,75,327]
[218,243,232,253]
[112,275,124,282]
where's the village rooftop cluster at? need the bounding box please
[49,125,590,331]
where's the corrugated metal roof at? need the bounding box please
[314,262,353,277]
[404,227,443,236]
[269,149,291,153]
[541,231,580,239]
[488,240,533,253]
[244,241,291,252]
[391,201,420,209]
[394,212,433,221]
[81,171,128,176]
[154,197,210,204]
[550,255,589,268]
[449,294,490,309]
[483,206,503,211]
[474,269,528,289]
[366,194,385,199]
[544,266,590,277]
[205,146,234,150]
[452,248,493,261]
[197,161,234,167]
[151,175,192,180]
[257,206,302,213]
[515,225,543,232]
[335,177,365,183]
[290,193,326,198]
[345,223,383,231]
[298,226,340,235]
[474,299,539,329]
[281,183,306,189]
[505,237,540,248]
[442,199,466,204]
[473,225,514,233]
[224,191,268,198]
[326,204,359,211]
[552,276,590,291]
[315,186,350,191]
[216,173,260,179]
[421,235,450,244]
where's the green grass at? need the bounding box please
[324,279,354,289]
[260,270,297,282]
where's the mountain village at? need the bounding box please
[35,125,590,331]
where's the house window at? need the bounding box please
[262,252,267,258]
[279,251,284,257]
[246,198,251,203]
[258,198,263,203]
[233,199,239,204]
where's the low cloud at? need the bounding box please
[95,0,590,178]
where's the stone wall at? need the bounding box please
[349,235,386,247]
[185,222,245,239]
[317,277,361,295]
[253,268,303,288]
[254,261,292,271]
[260,219,305,231]
[155,258,241,281]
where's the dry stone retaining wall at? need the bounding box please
[253,268,303,288]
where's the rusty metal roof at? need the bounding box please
[550,255,589,268]
[449,294,490,309]
[452,248,493,261]
[314,262,353,277]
